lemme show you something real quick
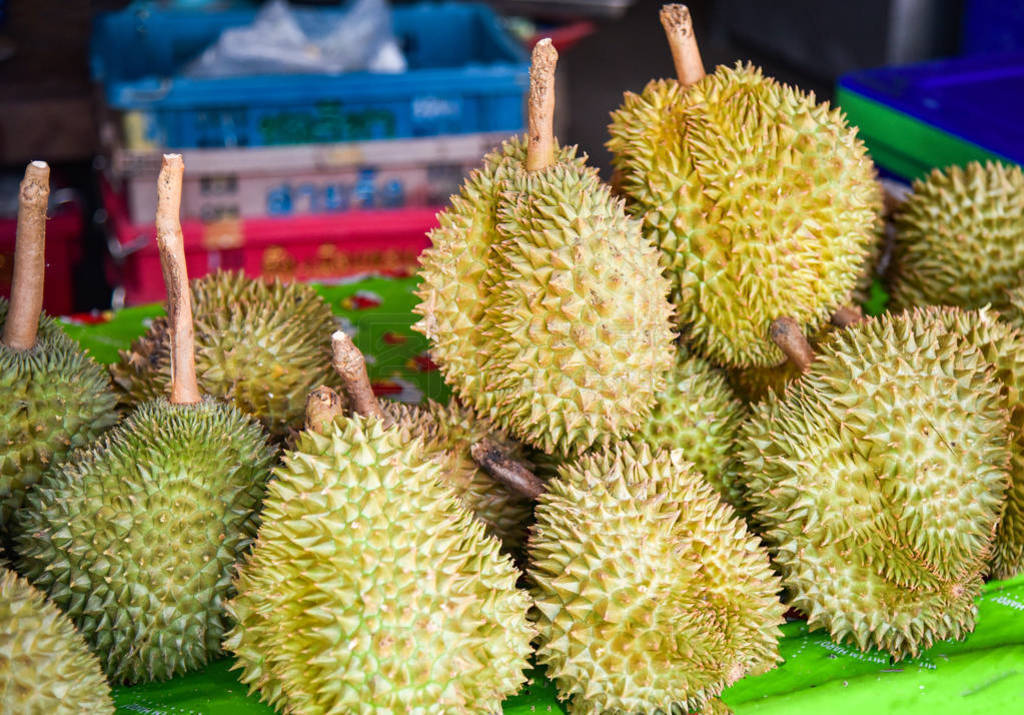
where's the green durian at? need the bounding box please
[225,411,534,714]
[1,162,119,534]
[608,19,880,369]
[111,269,342,437]
[382,398,537,550]
[415,41,675,455]
[16,155,277,684]
[740,311,1010,659]
[530,442,784,714]
[0,567,114,714]
[889,161,1024,312]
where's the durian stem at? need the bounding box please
[470,439,546,500]
[3,161,50,351]
[156,154,201,405]
[305,385,344,434]
[769,316,814,373]
[331,330,388,423]
[831,305,865,328]
[660,4,705,87]
[526,38,558,172]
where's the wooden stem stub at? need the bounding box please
[831,305,866,329]
[470,438,546,500]
[331,330,387,423]
[526,38,558,172]
[3,161,50,351]
[660,4,705,87]
[769,316,815,373]
[156,154,201,405]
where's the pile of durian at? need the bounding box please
[2,5,1023,714]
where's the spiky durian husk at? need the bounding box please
[1001,284,1024,331]
[530,442,784,714]
[927,305,1024,581]
[382,398,537,550]
[889,162,1024,312]
[608,63,880,368]
[0,299,118,532]
[740,312,1010,659]
[415,136,676,455]
[110,270,342,437]
[224,413,534,714]
[16,398,276,684]
[627,347,746,507]
[0,568,114,714]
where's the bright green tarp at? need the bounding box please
[60,275,1024,714]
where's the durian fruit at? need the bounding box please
[628,346,746,506]
[740,311,1011,659]
[382,397,537,550]
[530,442,784,714]
[607,5,880,370]
[0,161,118,534]
[414,39,676,456]
[0,567,114,714]
[889,161,1024,312]
[224,336,534,714]
[16,155,276,684]
[111,268,342,437]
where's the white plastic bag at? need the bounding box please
[183,0,407,78]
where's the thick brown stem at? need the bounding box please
[769,316,814,373]
[3,161,50,350]
[331,330,387,422]
[660,4,705,87]
[831,304,865,328]
[156,154,201,405]
[470,438,546,500]
[526,38,558,172]
[305,385,344,434]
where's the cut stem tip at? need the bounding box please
[470,438,546,500]
[660,4,705,87]
[2,161,50,351]
[769,316,815,373]
[526,38,558,172]
[831,305,866,329]
[331,330,386,422]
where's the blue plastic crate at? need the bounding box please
[91,2,528,149]
[961,0,1024,56]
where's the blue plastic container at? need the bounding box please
[91,2,528,148]
[837,52,1024,182]
[961,0,1024,56]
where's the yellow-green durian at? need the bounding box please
[111,269,342,437]
[225,412,534,714]
[608,62,880,368]
[890,161,1024,312]
[0,567,114,714]
[740,311,1010,659]
[530,442,784,714]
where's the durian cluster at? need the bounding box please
[3,4,1024,715]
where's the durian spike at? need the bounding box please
[155,153,201,405]
[470,438,546,500]
[660,4,705,87]
[305,385,344,434]
[770,316,814,373]
[526,38,558,172]
[330,330,388,424]
[3,161,50,351]
[831,305,866,328]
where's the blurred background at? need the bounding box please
[0,0,1019,313]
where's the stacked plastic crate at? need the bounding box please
[91,2,529,305]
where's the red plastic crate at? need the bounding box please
[101,177,437,306]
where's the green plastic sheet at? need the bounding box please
[61,274,1024,714]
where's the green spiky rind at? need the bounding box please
[0,299,119,531]
[225,413,534,714]
[890,161,1024,312]
[530,442,784,714]
[608,64,880,368]
[16,397,276,684]
[0,568,114,714]
[925,305,1024,581]
[480,163,676,454]
[110,270,342,436]
[740,312,1010,659]
[627,347,746,507]
[382,399,537,550]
